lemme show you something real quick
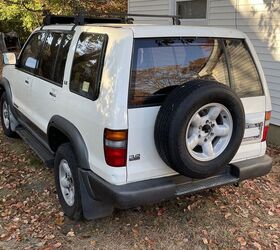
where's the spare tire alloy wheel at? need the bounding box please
[186,103,233,161]
[154,80,245,179]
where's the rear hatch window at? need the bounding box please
[129,37,263,108]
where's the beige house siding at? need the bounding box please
[128,0,280,126]
[128,0,170,24]
[208,0,280,125]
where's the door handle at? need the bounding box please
[25,79,29,84]
[49,92,56,98]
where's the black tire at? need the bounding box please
[154,80,245,179]
[0,92,18,138]
[54,143,82,220]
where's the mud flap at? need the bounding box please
[78,170,114,220]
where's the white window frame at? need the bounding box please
[171,0,209,25]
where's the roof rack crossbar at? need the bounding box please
[42,12,181,26]
[108,13,181,25]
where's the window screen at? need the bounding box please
[18,32,46,73]
[177,0,207,19]
[70,33,107,100]
[224,39,263,97]
[129,38,229,106]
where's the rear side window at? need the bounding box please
[129,38,229,107]
[70,33,108,100]
[224,39,263,97]
[18,32,46,73]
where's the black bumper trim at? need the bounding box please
[80,154,272,210]
[230,155,272,181]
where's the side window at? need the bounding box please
[129,38,229,107]
[38,32,64,81]
[53,34,73,84]
[70,33,107,100]
[225,39,264,97]
[18,32,46,73]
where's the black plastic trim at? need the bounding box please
[48,115,90,169]
[231,155,272,181]
[81,154,272,210]
[0,78,17,117]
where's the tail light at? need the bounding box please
[262,111,271,142]
[104,129,128,167]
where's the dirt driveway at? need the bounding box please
[0,126,279,250]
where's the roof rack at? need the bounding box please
[109,13,181,25]
[42,12,181,26]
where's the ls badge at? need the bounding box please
[129,154,141,161]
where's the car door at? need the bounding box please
[28,32,73,133]
[10,32,46,120]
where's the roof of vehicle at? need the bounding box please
[41,23,247,39]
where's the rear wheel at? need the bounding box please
[54,143,82,220]
[0,93,18,138]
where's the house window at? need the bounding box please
[176,0,207,19]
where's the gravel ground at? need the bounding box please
[0,126,279,250]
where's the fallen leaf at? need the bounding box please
[53,242,62,248]
[225,213,232,219]
[252,217,260,223]
[268,211,274,216]
[90,240,96,246]
[55,216,64,226]
[132,228,139,237]
[66,230,75,237]
[253,242,262,250]
[237,237,247,246]
[202,237,208,245]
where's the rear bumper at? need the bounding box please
[80,155,272,210]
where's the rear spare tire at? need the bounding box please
[154,80,245,179]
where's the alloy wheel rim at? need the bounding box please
[186,103,233,162]
[59,159,75,206]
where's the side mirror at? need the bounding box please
[2,52,16,65]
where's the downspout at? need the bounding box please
[235,0,238,29]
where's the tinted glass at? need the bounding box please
[70,33,107,100]
[54,33,73,84]
[19,32,46,73]
[38,32,63,81]
[129,38,229,106]
[225,39,263,97]
[177,0,207,19]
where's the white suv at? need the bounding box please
[0,14,272,220]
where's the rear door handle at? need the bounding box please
[49,92,56,98]
[25,79,29,84]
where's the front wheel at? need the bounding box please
[0,93,18,138]
[54,143,82,220]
